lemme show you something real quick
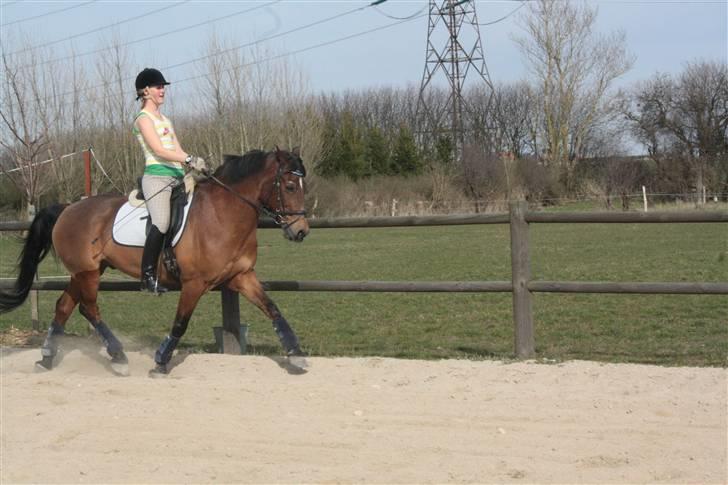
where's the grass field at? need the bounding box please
[1,219,726,366]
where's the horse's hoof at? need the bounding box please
[111,359,129,377]
[286,354,309,371]
[35,356,54,371]
[111,362,129,376]
[106,351,129,376]
[110,351,128,364]
[148,364,168,377]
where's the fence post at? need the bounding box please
[83,149,92,197]
[509,200,535,358]
[215,287,247,355]
[27,204,40,331]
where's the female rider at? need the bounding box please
[133,67,208,294]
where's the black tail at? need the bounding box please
[0,203,67,314]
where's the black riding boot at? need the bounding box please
[140,225,168,294]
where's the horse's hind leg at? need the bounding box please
[75,270,128,372]
[36,278,82,370]
[228,270,307,367]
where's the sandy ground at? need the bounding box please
[1,342,726,484]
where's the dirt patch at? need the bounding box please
[1,346,726,484]
[0,326,45,347]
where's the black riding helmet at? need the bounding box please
[135,68,170,99]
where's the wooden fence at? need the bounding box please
[1,201,726,358]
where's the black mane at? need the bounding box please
[213,149,306,183]
[214,150,268,183]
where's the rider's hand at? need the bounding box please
[185,156,209,175]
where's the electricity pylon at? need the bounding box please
[416,0,494,162]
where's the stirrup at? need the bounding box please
[141,275,168,294]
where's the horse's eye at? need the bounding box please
[285,182,296,193]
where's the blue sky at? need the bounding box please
[1,0,726,98]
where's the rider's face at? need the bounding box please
[146,84,166,105]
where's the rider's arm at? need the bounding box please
[136,115,188,163]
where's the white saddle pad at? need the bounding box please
[111,192,194,248]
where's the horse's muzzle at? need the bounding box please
[282,218,309,243]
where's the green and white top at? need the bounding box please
[132,110,184,177]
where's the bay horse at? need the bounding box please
[0,148,309,375]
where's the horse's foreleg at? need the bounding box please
[151,280,206,375]
[75,270,127,370]
[228,271,305,358]
[36,279,82,370]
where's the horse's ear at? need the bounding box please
[292,146,300,157]
[274,145,281,154]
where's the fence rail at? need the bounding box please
[2,209,726,233]
[2,204,726,357]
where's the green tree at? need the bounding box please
[316,118,342,178]
[317,112,366,179]
[391,124,422,175]
[434,135,454,167]
[364,125,391,175]
[337,112,366,179]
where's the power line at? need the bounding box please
[6,1,191,56]
[41,1,374,104]
[162,3,371,72]
[172,11,428,87]
[43,6,422,110]
[373,4,427,20]
[21,0,280,69]
[0,0,96,28]
[477,1,525,26]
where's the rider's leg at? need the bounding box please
[140,175,174,294]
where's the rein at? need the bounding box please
[207,160,306,227]
[208,174,266,216]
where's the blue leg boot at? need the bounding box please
[273,317,302,356]
[94,321,127,364]
[36,321,64,370]
[150,335,179,376]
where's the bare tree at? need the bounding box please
[514,0,634,193]
[0,47,54,214]
[670,61,728,201]
[485,81,536,158]
[460,142,505,212]
[625,60,728,201]
[92,34,137,193]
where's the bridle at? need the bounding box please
[208,153,306,230]
[269,161,306,229]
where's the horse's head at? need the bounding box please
[266,147,309,242]
[214,148,310,242]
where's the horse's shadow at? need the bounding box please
[46,337,307,376]
[244,343,309,375]
[267,355,308,375]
